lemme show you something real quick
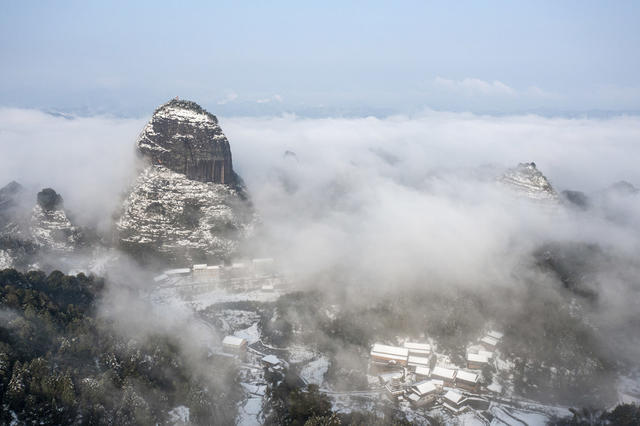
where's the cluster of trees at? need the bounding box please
[0,268,240,424]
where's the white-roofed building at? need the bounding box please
[408,355,430,370]
[431,366,457,386]
[479,335,499,350]
[404,341,431,356]
[467,352,489,370]
[378,370,404,385]
[153,273,169,282]
[414,366,431,378]
[261,355,282,368]
[408,380,438,406]
[487,330,504,340]
[455,370,480,392]
[252,258,275,276]
[222,335,248,352]
[479,350,493,359]
[443,390,466,413]
[370,343,409,367]
[165,268,191,276]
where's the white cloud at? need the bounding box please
[434,77,517,96]
[217,92,239,105]
[256,94,284,104]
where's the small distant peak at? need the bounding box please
[37,188,64,211]
[501,161,558,201]
[0,181,24,196]
[608,180,638,195]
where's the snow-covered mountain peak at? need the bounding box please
[137,98,235,185]
[501,162,558,202]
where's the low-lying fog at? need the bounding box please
[1,107,640,398]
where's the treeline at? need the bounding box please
[0,268,240,425]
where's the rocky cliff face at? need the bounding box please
[138,99,235,185]
[117,99,254,264]
[501,162,559,202]
[30,188,81,253]
[0,185,81,269]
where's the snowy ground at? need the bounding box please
[300,356,330,386]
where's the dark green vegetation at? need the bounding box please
[0,268,240,425]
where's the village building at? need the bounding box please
[153,273,168,283]
[370,343,409,367]
[252,258,275,277]
[442,390,467,413]
[384,383,405,400]
[261,355,283,370]
[487,330,504,340]
[164,268,191,277]
[192,264,208,279]
[467,352,489,370]
[414,366,431,378]
[222,335,248,353]
[378,370,404,386]
[229,262,249,279]
[479,349,493,359]
[404,341,431,356]
[479,335,499,350]
[431,366,457,386]
[407,355,430,370]
[455,370,480,393]
[408,380,438,406]
[430,379,444,389]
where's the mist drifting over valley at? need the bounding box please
[1,2,640,422]
[1,104,640,423]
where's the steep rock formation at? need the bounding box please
[501,162,558,202]
[30,188,82,253]
[117,99,254,264]
[0,184,81,269]
[138,99,235,184]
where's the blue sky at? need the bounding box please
[1,1,639,116]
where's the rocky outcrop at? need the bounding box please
[137,99,235,185]
[501,162,558,202]
[117,99,254,264]
[30,188,81,253]
[0,184,82,269]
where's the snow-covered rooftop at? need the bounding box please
[431,366,456,380]
[404,342,431,352]
[456,370,479,384]
[408,355,430,366]
[480,336,499,346]
[371,343,409,357]
[262,355,281,365]
[222,335,247,347]
[487,330,504,340]
[444,390,464,404]
[467,353,489,364]
[165,268,191,275]
[412,380,437,396]
[414,366,431,377]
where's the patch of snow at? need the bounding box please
[168,405,190,424]
[237,397,262,426]
[300,356,330,386]
[236,323,261,344]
